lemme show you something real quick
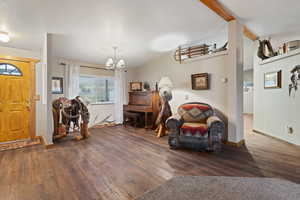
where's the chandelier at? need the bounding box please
[105,46,126,70]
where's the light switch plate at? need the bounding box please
[185,94,189,100]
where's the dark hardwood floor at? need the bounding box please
[0,115,300,200]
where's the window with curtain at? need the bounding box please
[79,76,114,104]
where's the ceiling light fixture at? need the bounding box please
[105,47,126,70]
[0,31,10,43]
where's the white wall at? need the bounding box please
[244,36,256,71]
[46,34,54,144]
[253,38,300,146]
[127,52,230,133]
[226,20,244,143]
[0,46,40,58]
[244,69,253,83]
[243,34,255,115]
[243,87,253,114]
[243,69,254,114]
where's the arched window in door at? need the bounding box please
[0,63,22,76]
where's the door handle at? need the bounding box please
[26,105,30,111]
[26,100,31,111]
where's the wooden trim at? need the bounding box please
[0,54,39,63]
[199,0,235,21]
[199,0,258,41]
[225,139,245,147]
[253,129,299,147]
[29,61,37,139]
[243,26,258,41]
[38,136,55,149]
[37,136,45,145]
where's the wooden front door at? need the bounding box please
[0,59,32,142]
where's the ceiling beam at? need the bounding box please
[243,26,258,41]
[199,0,235,21]
[199,0,258,41]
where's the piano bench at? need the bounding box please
[123,111,142,128]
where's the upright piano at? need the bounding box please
[123,91,160,128]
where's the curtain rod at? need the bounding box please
[81,65,110,71]
[59,62,111,71]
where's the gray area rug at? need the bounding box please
[137,176,300,200]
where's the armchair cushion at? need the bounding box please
[181,123,208,137]
[178,103,213,123]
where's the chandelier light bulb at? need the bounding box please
[117,59,125,68]
[105,57,114,67]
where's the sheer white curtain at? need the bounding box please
[65,62,80,99]
[114,69,126,124]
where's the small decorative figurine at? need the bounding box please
[257,39,277,60]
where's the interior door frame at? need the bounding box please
[0,54,40,140]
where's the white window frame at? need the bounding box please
[79,74,115,105]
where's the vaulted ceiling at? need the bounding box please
[0,0,300,67]
[219,0,300,37]
[0,0,227,67]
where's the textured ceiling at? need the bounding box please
[0,0,227,67]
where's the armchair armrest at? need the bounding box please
[207,116,225,140]
[166,114,184,131]
[207,116,223,128]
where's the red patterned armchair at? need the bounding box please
[166,102,225,152]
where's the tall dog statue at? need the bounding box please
[155,77,173,138]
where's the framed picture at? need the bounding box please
[130,82,143,91]
[52,77,64,94]
[264,70,282,89]
[191,73,209,90]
